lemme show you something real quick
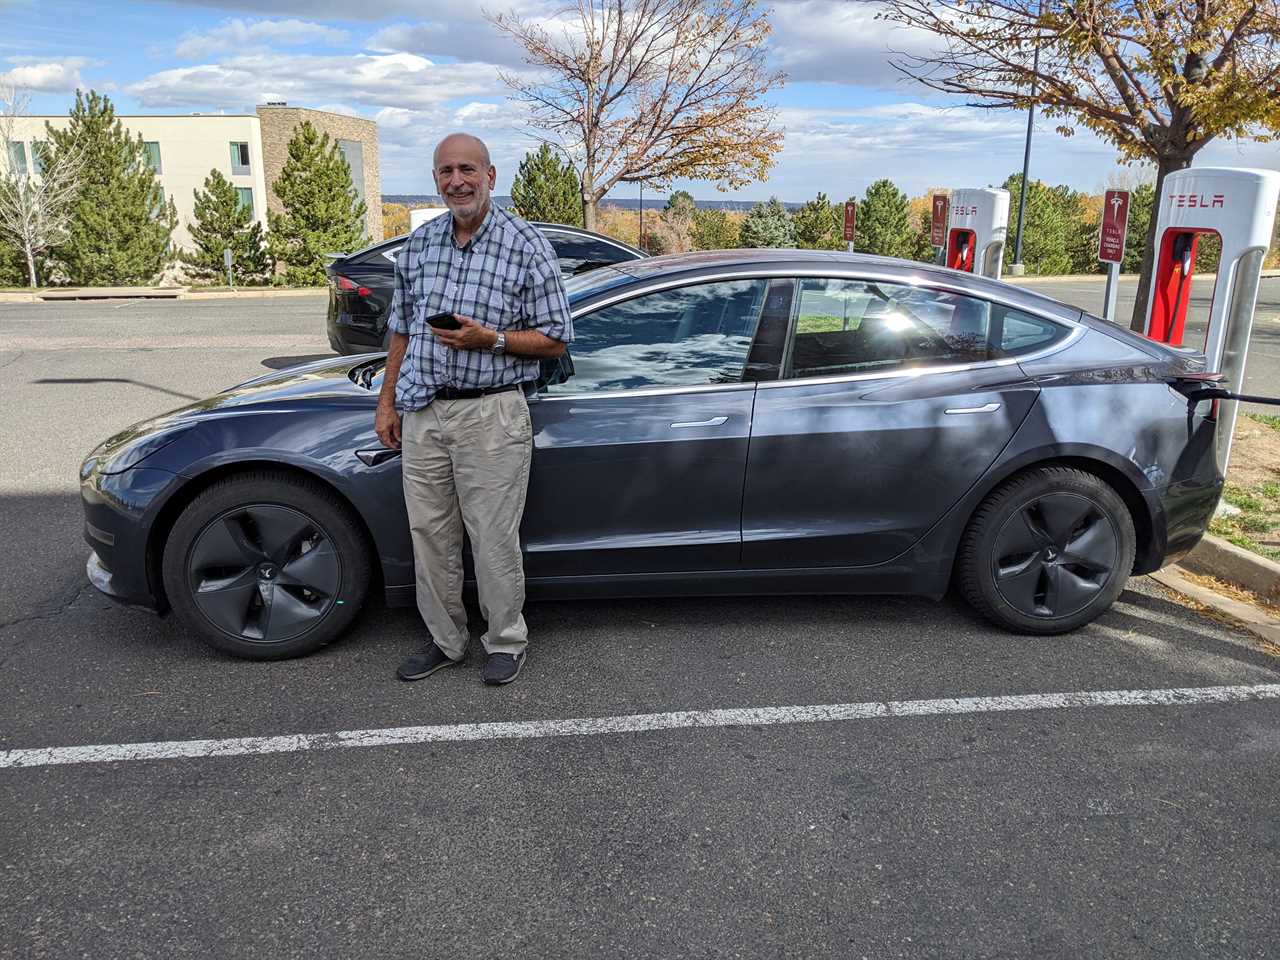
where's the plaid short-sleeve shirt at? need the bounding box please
[387,204,574,412]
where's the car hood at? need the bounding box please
[87,355,381,466]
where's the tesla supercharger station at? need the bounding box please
[946,188,1010,279]
[1142,166,1280,470]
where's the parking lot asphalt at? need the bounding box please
[2,290,1279,959]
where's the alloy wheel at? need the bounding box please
[991,492,1119,620]
[186,504,341,643]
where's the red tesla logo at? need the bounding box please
[1169,193,1225,209]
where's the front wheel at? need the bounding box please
[957,466,1136,634]
[161,471,372,660]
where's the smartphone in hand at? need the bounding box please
[427,312,461,331]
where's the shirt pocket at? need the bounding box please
[406,277,437,338]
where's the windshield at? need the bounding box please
[563,265,634,303]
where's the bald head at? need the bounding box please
[432,132,496,227]
[433,133,491,170]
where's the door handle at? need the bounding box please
[670,416,728,429]
[944,402,1001,415]
[356,448,402,466]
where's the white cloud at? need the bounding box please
[768,1,944,88]
[158,0,421,14]
[1,57,89,93]
[127,51,513,111]
[175,19,349,60]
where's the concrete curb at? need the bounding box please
[0,287,326,302]
[37,286,185,300]
[1178,534,1280,602]
[180,288,326,300]
[1149,567,1280,647]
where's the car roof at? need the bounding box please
[600,249,1085,324]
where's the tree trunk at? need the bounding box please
[1128,154,1192,332]
[23,243,37,288]
[582,194,598,233]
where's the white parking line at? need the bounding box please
[3,683,1278,770]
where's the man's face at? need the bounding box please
[433,138,495,222]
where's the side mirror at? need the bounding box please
[538,352,575,388]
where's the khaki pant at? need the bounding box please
[400,389,533,660]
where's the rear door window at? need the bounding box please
[788,279,992,378]
[786,280,1068,379]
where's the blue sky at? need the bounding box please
[5,0,1277,203]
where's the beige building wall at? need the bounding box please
[256,105,382,244]
[6,115,269,252]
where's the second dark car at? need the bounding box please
[325,221,645,354]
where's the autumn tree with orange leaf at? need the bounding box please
[869,0,1280,329]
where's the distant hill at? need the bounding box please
[382,194,804,212]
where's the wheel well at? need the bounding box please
[964,456,1156,573]
[145,461,382,611]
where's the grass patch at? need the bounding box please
[1247,413,1280,432]
[1211,481,1280,562]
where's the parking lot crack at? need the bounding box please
[0,581,95,635]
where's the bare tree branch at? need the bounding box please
[0,84,86,287]
[488,0,785,230]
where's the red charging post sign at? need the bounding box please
[930,194,948,247]
[1098,190,1130,263]
[843,201,856,244]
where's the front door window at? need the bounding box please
[545,279,771,394]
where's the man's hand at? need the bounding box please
[432,315,498,352]
[375,400,402,449]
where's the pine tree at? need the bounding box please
[183,169,270,284]
[739,197,794,248]
[45,90,176,284]
[1003,174,1074,276]
[510,144,582,227]
[792,192,843,250]
[856,179,914,259]
[691,208,738,249]
[1122,183,1156,274]
[0,239,24,285]
[267,121,368,286]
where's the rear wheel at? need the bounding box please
[958,466,1136,634]
[161,471,371,660]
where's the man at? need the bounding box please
[375,133,572,686]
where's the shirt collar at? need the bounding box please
[447,202,496,252]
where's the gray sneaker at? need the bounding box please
[397,644,457,681]
[482,652,525,685]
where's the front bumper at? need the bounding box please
[81,465,178,612]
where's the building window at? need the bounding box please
[6,140,27,176]
[142,141,162,173]
[336,139,365,204]
[236,187,254,216]
[31,141,48,176]
[230,141,250,175]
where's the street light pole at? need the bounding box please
[638,180,644,251]
[1010,3,1042,277]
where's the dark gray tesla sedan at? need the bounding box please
[81,250,1223,659]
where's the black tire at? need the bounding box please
[161,471,372,660]
[957,466,1136,635]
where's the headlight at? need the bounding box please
[95,425,193,475]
